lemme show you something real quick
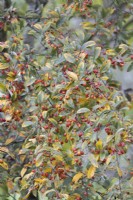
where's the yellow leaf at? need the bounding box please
[34,178,46,184]
[44,168,52,173]
[117,167,123,177]
[66,71,78,81]
[106,49,115,55]
[0,161,8,170]
[21,167,27,177]
[55,155,63,161]
[87,165,96,179]
[72,172,83,183]
[33,23,42,30]
[101,76,109,81]
[104,104,110,110]
[96,140,103,150]
[5,137,15,145]
[0,63,8,69]
[23,172,34,180]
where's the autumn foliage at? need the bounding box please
[0,1,133,200]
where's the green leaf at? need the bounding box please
[0,83,7,92]
[88,153,98,168]
[25,77,36,86]
[82,41,96,49]
[22,121,34,127]
[94,47,101,59]
[127,63,133,72]
[75,29,85,41]
[37,91,45,103]
[64,53,75,63]
[77,107,90,114]
[93,182,106,194]
[48,118,57,125]
[42,111,48,119]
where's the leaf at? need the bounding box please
[106,155,112,165]
[75,29,85,41]
[94,47,101,59]
[106,49,115,55]
[64,53,75,63]
[0,161,8,170]
[93,182,106,194]
[22,121,34,127]
[54,155,63,161]
[21,167,27,177]
[44,168,52,173]
[7,180,14,191]
[42,111,48,119]
[127,63,133,72]
[117,167,123,177]
[82,41,96,49]
[23,172,34,180]
[77,107,90,114]
[0,83,7,92]
[87,165,96,179]
[48,118,57,125]
[34,178,46,184]
[5,137,15,145]
[72,172,83,183]
[88,153,98,168]
[25,77,36,87]
[0,147,9,153]
[119,44,128,55]
[101,76,109,81]
[33,23,42,30]
[96,140,103,150]
[44,189,56,196]
[0,42,9,52]
[66,71,78,81]
[0,63,8,69]
[38,191,49,200]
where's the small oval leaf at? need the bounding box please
[77,107,90,114]
[66,70,78,81]
[64,53,75,63]
[72,172,83,183]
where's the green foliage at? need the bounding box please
[0,0,133,200]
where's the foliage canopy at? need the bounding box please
[0,0,133,200]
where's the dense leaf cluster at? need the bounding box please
[0,0,133,200]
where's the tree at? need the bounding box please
[0,0,133,200]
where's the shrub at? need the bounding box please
[0,1,133,199]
